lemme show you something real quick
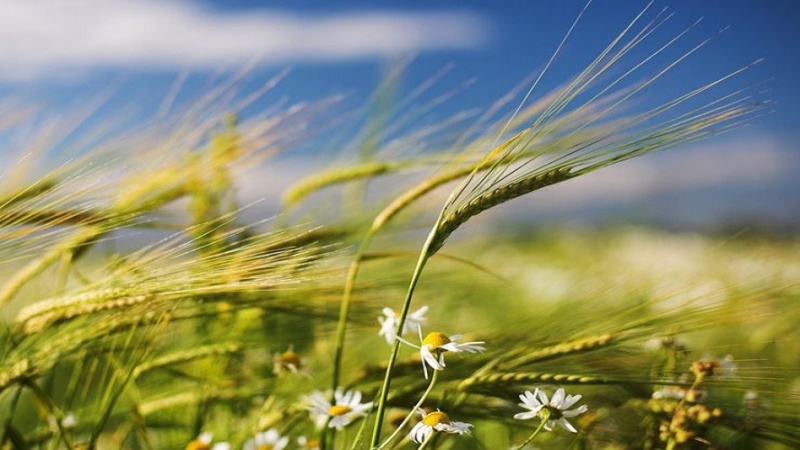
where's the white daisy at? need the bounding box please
[514,388,588,433]
[720,354,738,378]
[305,388,373,430]
[47,412,78,430]
[61,413,77,428]
[408,408,472,444]
[242,429,289,450]
[378,305,428,345]
[185,432,231,450]
[272,347,308,376]
[401,327,485,379]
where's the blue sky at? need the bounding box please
[1,0,798,229]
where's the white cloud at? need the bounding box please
[0,0,490,80]
[539,134,794,208]
[234,133,798,225]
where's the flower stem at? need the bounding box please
[416,432,434,450]
[369,216,444,448]
[513,410,551,450]
[377,370,440,449]
[349,414,371,450]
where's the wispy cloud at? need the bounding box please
[235,134,797,224]
[0,0,490,80]
[540,135,795,208]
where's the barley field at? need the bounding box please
[0,4,798,450]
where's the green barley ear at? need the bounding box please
[428,166,573,254]
[426,74,761,257]
[283,161,396,207]
[419,4,765,257]
[458,372,607,393]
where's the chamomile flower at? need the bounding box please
[273,347,308,376]
[401,327,485,379]
[720,354,738,378]
[305,388,373,430]
[408,408,473,444]
[185,432,231,450]
[378,305,428,344]
[242,429,289,450]
[514,388,588,433]
[61,413,77,428]
[47,412,77,430]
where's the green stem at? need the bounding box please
[343,427,351,449]
[327,228,377,450]
[512,409,551,450]
[23,380,76,450]
[0,386,23,444]
[416,432,434,450]
[332,231,375,393]
[349,412,371,450]
[369,220,442,448]
[320,428,334,450]
[377,370,439,449]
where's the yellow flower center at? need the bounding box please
[185,442,210,450]
[302,438,321,449]
[422,411,451,427]
[278,351,302,369]
[422,332,451,351]
[328,404,353,416]
[257,445,274,450]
